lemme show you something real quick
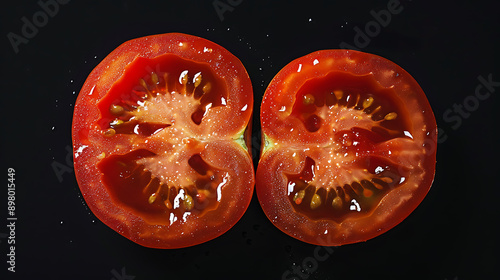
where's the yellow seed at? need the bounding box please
[371,105,382,115]
[372,181,384,190]
[139,78,148,89]
[102,128,115,137]
[183,194,194,211]
[148,193,157,204]
[362,97,374,108]
[332,196,342,209]
[151,72,159,84]
[334,90,343,100]
[181,72,188,85]
[110,119,124,127]
[380,177,393,183]
[384,112,397,120]
[293,190,305,205]
[363,189,373,197]
[164,200,172,209]
[194,73,202,87]
[303,94,315,105]
[310,194,322,210]
[110,104,124,115]
[203,83,211,93]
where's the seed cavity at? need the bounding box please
[102,66,230,137]
[304,114,322,132]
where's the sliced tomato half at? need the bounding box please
[257,50,437,246]
[72,33,254,249]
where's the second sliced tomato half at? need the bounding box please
[257,50,437,246]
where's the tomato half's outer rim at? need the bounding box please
[72,33,254,248]
[257,49,437,246]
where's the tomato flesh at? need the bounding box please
[72,33,254,249]
[257,50,437,246]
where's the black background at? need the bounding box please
[1,0,498,279]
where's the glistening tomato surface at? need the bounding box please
[72,33,254,249]
[257,50,437,246]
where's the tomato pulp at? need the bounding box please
[72,33,254,249]
[257,50,437,246]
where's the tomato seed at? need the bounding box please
[362,96,374,108]
[384,112,397,120]
[310,194,322,210]
[110,104,124,115]
[334,90,343,100]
